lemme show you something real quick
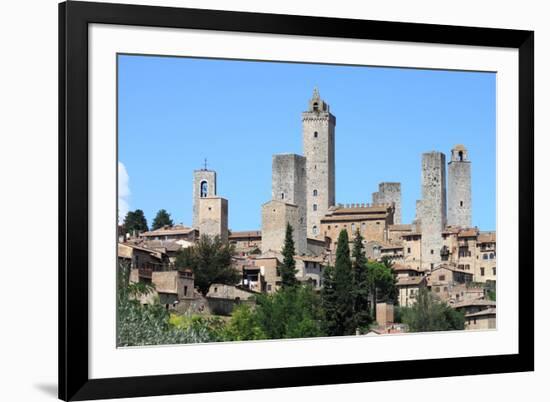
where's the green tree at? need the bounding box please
[400,288,465,332]
[151,209,174,230]
[351,230,372,329]
[280,223,298,288]
[367,260,397,311]
[255,286,324,339]
[222,304,266,341]
[123,209,148,234]
[175,235,239,296]
[322,230,356,336]
[116,263,217,346]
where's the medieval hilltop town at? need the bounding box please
[118,88,497,337]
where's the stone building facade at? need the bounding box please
[198,196,228,242]
[192,169,217,228]
[261,200,305,255]
[420,151,447,270]
[447,144,472,228]
[372,182,402,224]
[302,88,336,238]
[271,153,307,245]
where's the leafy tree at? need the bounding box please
[322,230,356,336]
[351,230,372,329]
[400,288,464,332]
[367,260,397,310]
[116,263,217,346]
[175,235,239,296]
[280,223,298,288]
[222,287,323,341]
[254,286,324,339]
[151,209,174,230]
[222,304,266,341]
[123,209,148,234]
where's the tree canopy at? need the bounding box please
[151,209,174,230]
[175,235,239,296]
[123,209,148,234]
[400,288,465,332]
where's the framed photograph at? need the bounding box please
[59,1,534,400]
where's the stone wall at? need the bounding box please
[261,200,305,255]
[198,196,228,242]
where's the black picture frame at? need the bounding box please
[59,1,534,400]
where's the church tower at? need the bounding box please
[447,144,472,228]
[192,162,217,229]
[302,88,336,238]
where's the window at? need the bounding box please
[281,193,285,200]
[430,249,434,255]
[407,247,411,253]
[184,286,188,296]
[458,150,464,161]
[492,267,496,276]
[214,287,218,293]
[439,275,445,281]
[466,264,470,270]
[490,253,495,259]
[483,254,488,260]
[351,223,356,232]
[313,189,318,196]
[313,204,318,211]
[313,102,319,111]
[460,201,464,207]
[313,131,318,138]
[267,284,272,291]
[480,267,485,276]
[328,225,331,230]
[312,225,318,235]
[200,180,208,197]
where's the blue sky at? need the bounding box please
[118,55,496,231]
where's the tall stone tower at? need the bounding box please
[271,154,307,251]
[302,88,336,238]
[447,144,472,228]
[420,151,447,270]
[192,167,216,229]
[372,182,402,224]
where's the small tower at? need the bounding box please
[302,88,336,238]
[192,161,217,229]
[199,196,228,242]
[447,144,472,228]
[372,182,402,224]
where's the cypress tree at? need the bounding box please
[351,230,372,329]
[328,229,356,335]
[280,223,298,288]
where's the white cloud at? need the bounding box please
[118,162,130,224]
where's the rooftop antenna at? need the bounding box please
[203,157,208,170]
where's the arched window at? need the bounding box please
[458,150,464,161]
[312,225,318,235]
[313,189,318,196]
[313,131,318,138]
[313,204,318,212]
[489,253,494,259]
[281,193,285,200]
[200,180,208,197]
[313,102,319,111]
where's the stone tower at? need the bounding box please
[198,196,228,242]
[271,154,307,251]
[420,151,447,270]
[192,168,216,229]
[372,182,402,224]
[447,144,472,228]
[302,88,336,238]
[261,200,305,255]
